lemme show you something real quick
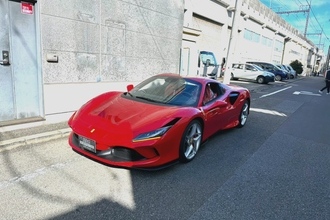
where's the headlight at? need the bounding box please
[133,126,172,142]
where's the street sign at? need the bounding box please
[21,2,33,15]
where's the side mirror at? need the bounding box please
[127,84,134,92]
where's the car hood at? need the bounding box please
[75,93,182,135]
[262,71,275,76]
[69,92,197,148]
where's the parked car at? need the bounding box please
[283,65,297,79]
[276,64,292,79]
[68,73,250,169]
[246,61,288,81]
[231,63,275,84]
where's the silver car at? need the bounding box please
[231,63,275,84]
[283,65,297,79]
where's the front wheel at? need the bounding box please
[257,76,265,84]
[275,75,282,81]
[237,100,249,128]
[179,120,203,163]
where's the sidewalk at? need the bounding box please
[0,114,71,151]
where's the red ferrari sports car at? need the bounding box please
[68,73,250,169]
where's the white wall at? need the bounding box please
[40,0,185,116]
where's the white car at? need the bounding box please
[231,63,275,84]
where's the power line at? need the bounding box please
[270,0,330,49]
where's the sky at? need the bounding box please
[259,0,330,55]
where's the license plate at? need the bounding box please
[78,135,96,153]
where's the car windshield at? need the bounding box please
[252,64,263,71]
[128,75,202,107]
[200,52,217,66]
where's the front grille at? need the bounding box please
[72,133,145,162]
[97,147,146,162]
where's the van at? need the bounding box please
[246,61,288,81]
[231,63,275,84]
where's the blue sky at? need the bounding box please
[259,0,330,55]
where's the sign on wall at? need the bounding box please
[21,2,33,15]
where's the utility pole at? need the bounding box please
[304,2,311,38]
[306,32,322,73]
[276,4,310,37]
[223,0,242,84]
[306,32,323,49]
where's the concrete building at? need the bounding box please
[0,0,319,127]
[0,0,184,126]
[181,0,318,80]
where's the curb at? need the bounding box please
[0,128,71,152]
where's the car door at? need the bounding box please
[243,64,256,80]
[232,64,244,79]
[200,83,231,138]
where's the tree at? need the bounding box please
[290,60,303,75]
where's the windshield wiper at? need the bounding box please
[135,96,157,103]
[126,92,133,97]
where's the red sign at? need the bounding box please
[21,2,34,15]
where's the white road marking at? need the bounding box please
[260,86,292,98]
[0,163,66,190]
[250,108,287,116]
[293,91,321,96]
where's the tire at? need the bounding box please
[257,76,265,84]
[275,75,282,81]
[237,100,249,128]
[230,73,234,80]
[179,120,203,163]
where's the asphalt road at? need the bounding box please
[1,76,330,220]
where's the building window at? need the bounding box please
[244,29,260,43]
[261,36,272,47]
[274,40,283,52]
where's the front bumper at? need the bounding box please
[68,132,177,170]
[264,75,275,83]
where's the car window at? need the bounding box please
[264,64,274,71]
[253,65,263,71]
[232,64,240,69]
[203,83,216,104]
[246,64,254,71]
[129,75,202,107]
[200,52,217,66]
[203,82,224,105]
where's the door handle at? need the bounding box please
[0,51,10,66]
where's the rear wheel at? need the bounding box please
[257,76,265,84]
[237,100,249,128]
[230,73,235,80]
[179,120,202,163]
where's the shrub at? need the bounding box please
[290,60,303,75]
